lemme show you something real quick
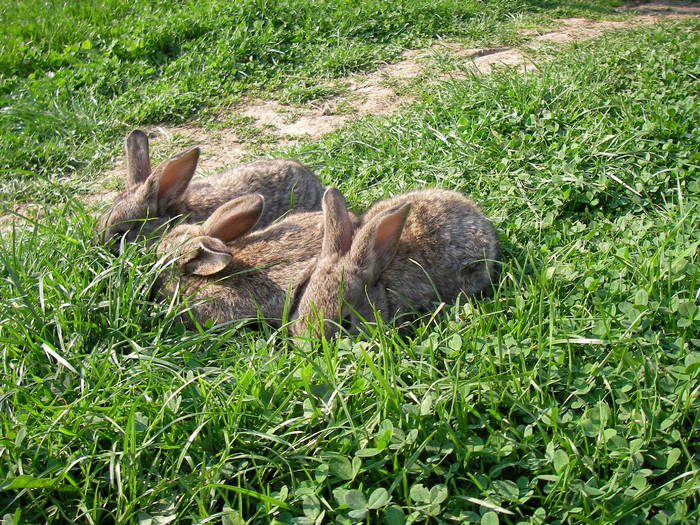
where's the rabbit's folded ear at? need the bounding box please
[321,187,353,258]
[201,194,265,243]
[351,202,411,281]
[125,130,151,187]
[178,237,232,276]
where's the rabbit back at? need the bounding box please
[178,159,324,227]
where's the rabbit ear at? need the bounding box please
[151,146,200,212]
[201,194,264,243]
[321,187,354,258]
[351,202,411,282]
[125,130,151,187]
[179,237,232,276]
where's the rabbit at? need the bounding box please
[156,188,359,327]
[95,129,325,248]
[290,188,500,338]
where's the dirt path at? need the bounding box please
[7,1,700,221]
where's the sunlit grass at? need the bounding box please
[1,20,698,525]
[0,0,626,204]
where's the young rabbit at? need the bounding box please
[156,189,358,327]
[290,188,500,338]
[95,129,324,247]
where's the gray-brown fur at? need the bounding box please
[95,129,325,247]
[290,188,500,337]
[156,190,358,327]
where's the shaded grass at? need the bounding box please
[1,22,699,525]
[0,0,626,205]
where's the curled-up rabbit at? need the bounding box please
[290,188,499,338]
[156,189,358,327]
[95,129,324,247]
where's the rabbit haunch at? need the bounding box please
[290,188,500,337]
[95,129,324,246]
[156,191,359,327]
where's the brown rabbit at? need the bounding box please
[290,188,500,338]
[95,129,324,247]
[156,189,358,327]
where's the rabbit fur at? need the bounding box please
[290,188,499,337]
[95,129,324,247]
[156,189,358,327]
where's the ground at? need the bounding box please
[0,1,698,524]
[83,2,699,205]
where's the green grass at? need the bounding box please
[0,0,628,206]
[1,17,699,525]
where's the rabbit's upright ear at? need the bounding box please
[125,130,151,187]
[177,236,232,276]
[201,194,265,243]
[150,146,200,212]
[351,202,411,282]
[321,187,354,258]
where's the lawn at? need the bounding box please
[0,0,627,205]
[1,2,699,524]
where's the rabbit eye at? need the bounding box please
[340,315,353,330]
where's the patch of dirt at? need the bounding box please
[621,1,700,16]
[0,203,45,232]
[242,101,351,137]
[236,50,427,140]
[65,3,700,214]
[149,125,251,174]
[470,47,536,73]
[522,16,664,48]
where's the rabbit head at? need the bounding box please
[290,188,410,338]
[157,193,265,276]
[158,191,339,328]
[95,130,200,248]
